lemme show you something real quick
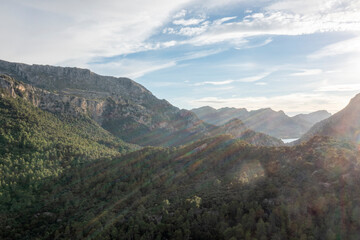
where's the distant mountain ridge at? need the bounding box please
[0,59,282,147]
[298,93,360,143]
[191,106,331,138]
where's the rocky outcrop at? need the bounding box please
[0,60,210,146]
[0,74,106,120]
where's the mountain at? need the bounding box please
[298,93,360,143]
[292,110,331,130]
[2,133,360,239]
[192,106,331,138]
[0,60,282,147]
[191,106,248,126]
[2,60,360,239]
[0,75,136,213]
[0,60,211,146]
[212,118,284,146]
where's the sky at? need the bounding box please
[1,0,360,115]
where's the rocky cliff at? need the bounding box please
[0,60,210,146]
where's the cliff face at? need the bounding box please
[0,60,209,146]
[0,74,106,121]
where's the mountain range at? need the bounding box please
[191,106,331,139]
[1,59,360,240]
[0,59,282,147]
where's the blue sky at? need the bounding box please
[1,0,360,115]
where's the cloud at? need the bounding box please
[173,9,187,18]
[0,0,192,65]
[193,80,235,86]
[255,82,267,86]
[236,71,272,82]
[173,17,205,26]
[192,71,272,86]
[89,59,176,79]
[178,48,224,61]
[266,0,360,15]
[180,0,360,47]
[290,69,323,76]
[188,93,351,115]
[90,48,223,78]
[308,36,360,59]
[315,84,360,92]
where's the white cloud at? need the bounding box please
[178,26,208,36]
[173,9,187,18]
[89,59,176,79]
[192,71,272,86]
[316,84,360,92]
[90,48,223,78]
[213,16,237,25]
[308,36,360,59]
[290,69,323,76]
[182,0,360,47]
[267,0,360,15]
[178,48,224,61]
[255,82,267,86]
[236,71,272,82]
[193,80,235,86]
[0,0,192,65]
[173,18,205,26]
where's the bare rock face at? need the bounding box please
[0,60,209,146]
[0,74,106,120]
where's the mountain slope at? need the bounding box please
[299,93,360,143]
[211,118,284,146]
[0,76,136,212]
[192,106,331,138]
[2,134,359,239]
[292,110,331,125]
[0,60,282,147]
[0,59,210,146]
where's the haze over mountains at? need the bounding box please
[192,106,331,139]
[298,93,360,144]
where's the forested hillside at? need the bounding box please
[0,85,135,213]
[2,130,360,239]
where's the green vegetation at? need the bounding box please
[0,94,135,213]
[2,123,360,239]
[1,76,360,239]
